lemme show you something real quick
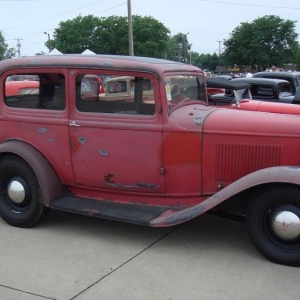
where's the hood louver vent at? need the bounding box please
[215,142,282,182]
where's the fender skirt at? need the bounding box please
[150,166,300,227]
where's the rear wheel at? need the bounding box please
[246,186,300,266]
[0,156,49,227]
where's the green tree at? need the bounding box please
[132,15,170,58]
[165,33,191,62]
[194,53,219,71]
[52,15,100,54]
[0,30,15,60]
[296,48,300,71]
[222,15,298,70]
[52,14,170,58]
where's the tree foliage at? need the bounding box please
[0,30,15,60]
[165,33,191,62]
[52,14,170,58]
[296,48,300,71]
[194,53,220,71]
[222,15,298,70]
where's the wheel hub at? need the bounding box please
[271,210,300,241]
[7,178,26,204]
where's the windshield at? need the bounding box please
[235,88,252,101]
[164,74,207,110]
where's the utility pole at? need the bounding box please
[128,0,134,56]
[15,38,22,58]
[218,40,222,74]
[182,33,189,63]
[44,32,52,52]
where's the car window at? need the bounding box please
[251,85,274,98]
[76,74,155,115]
[4,73,66,110]
[295,77,300,88]
[278,82,292,94]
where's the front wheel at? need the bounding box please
[246,186,300,266]
[0,156,49,228]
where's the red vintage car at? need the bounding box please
[5,80,39,96]
[0,55,300,266]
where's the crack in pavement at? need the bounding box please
[0,284,55,300]
[69,224,182,300]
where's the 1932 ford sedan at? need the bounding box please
[0,55,300,266]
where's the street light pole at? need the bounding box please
[218,40,222,74]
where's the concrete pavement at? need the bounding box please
[1,210,299,300]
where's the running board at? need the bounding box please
[50,196,169,226]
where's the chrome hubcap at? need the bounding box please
[7,179,26,204]
[271,210,300,241]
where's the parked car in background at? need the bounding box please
[232,77,295,103]
[1,55,300,266]
[5,80,39,96]
[206,77,300,113]
[252,71,300,95]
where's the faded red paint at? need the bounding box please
[0,55,300,224]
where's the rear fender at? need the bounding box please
[0,141,65,206]
[151,166,300,226]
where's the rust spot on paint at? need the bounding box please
[104,174,158,189]
[70,136,81,154]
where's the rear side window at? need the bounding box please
[76,74,155,115]
[4,73,66,110]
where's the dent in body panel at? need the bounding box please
[39,128,47,133]
[99,149,108,156]
[78,137,86,144]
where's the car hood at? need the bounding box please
[169,103,300,138]
[233,100,300,116]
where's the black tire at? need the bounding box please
[246,186,300,266]
[0,156,49,228]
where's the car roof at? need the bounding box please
[0,55,201,76]
[232,77,290,85]
[206,77,250,90]
[252,71,300,79]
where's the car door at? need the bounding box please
[68,69,165,194]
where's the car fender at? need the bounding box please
[150,166,300,227]
[0,140,65,206]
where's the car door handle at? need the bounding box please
[69,121,81,127]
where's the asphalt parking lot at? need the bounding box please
[1,210,299,300]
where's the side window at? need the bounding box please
[76,74,155,115]
[251,85,274,99]
[4,73,66,110]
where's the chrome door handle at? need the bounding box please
[69,121,81,127]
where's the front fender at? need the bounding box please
[150,166,300,227]
[0,140,65,206]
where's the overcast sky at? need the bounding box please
[0,0,300,57]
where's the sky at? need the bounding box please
[0,0,300,57]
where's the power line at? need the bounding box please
[2,0,106,31]
[4,2,126,42]
[198,0,300,10]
